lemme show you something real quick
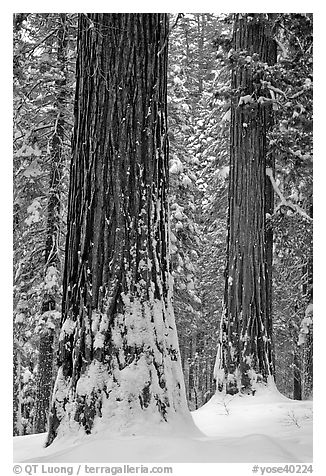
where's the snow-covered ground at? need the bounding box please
[13,384,312,464]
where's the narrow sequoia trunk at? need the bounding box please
[34,14,68,433]
[47,14,189,445]
[293,350,302,400]
[14,347,23,435]
[303,326,313,398]
[214,14,277,394]
[302,256,313,399]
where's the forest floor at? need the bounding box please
[13,384,312,463]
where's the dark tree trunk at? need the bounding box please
[215,14,277,395]
[34,331,56,431]
[197,14,205,94]
[302,256,313,399]
[34,14,68,433]
[13,346,23,435]
[46,13,189,446]
[293,350,302,400]
[303,328,313,398]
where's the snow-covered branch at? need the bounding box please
[260,79,312,103]
[266,168,312,222]
[274,37,288,59]
[298,303,313,346]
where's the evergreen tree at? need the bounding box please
[215,14,277,395]
[47,13,191,446]
[13,13,74,434]
[34,13,70,433]
[168,13,225,408]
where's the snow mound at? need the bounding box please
[14,387,312,463]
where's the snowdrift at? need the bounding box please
[14,385,312,463]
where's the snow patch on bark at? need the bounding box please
[59,318,76,340]
[51,290,195,442]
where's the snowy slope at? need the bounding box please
[13,385,312,463]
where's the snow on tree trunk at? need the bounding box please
[46,13,191,446]
[214,14,277,395]
[300,256,313,399]
[34,14,68,434]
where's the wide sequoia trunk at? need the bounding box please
[46,13,189,445]
[214,14,277,394]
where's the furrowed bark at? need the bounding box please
[47,13,189,446]
[215,14,277,394]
